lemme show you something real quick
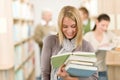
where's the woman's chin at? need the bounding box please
[66,36,74,39]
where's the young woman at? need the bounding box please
[84,13,113,80]
[41,6,98,80]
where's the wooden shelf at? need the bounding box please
[14,36,33,46]
[26,67,35,80]
[15,50,34,72]
[12,0,35,80]
[0,0,15,80]
[13,18,33,23]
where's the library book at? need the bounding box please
[51,51,97,77]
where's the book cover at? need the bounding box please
[51,52,71,68]
[64,54,96,64]
[65,63,97,77]
[51,51,96,68]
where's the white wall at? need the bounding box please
[33,0,98,26]
[33,0,83,26]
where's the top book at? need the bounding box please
[51,51,96,68]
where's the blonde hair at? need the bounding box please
[58,6,83,47]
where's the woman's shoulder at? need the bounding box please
[84,31,94,40]
[82,39,91,45]
[82,39,95,52]
[84,31,94,36]
[44,34,58,42]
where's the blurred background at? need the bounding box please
[0,0,120,80]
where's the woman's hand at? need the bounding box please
[57,64,79,80]
[57,64,69,79]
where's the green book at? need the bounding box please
[51,51,96,68]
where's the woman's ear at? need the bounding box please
[95,19,99,25]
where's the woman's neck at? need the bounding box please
[94,30,104,43]
[94,30,103,36]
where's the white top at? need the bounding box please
[40,20,54,26]
[84,31,113,71]
[84,31,112,51]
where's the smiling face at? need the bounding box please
[96,20,109,33]
[62,17,77,39]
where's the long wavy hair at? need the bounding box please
[58,6,83,47]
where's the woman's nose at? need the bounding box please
[67,27,73,33]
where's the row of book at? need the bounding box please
[0,69,14,80]
[14,40,34,69]
[13,23,32,42]
[51,51,97,77]
[12,0,33,20]
[15,56,34,80]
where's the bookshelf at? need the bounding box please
[0,0,14,80]
[12,0,35,80]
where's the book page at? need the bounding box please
[64,54,96,65]
[51,51,96,69]
[73,51,95,56]
[66,60,94,66]
[65,63,97,77]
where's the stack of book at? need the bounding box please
[51,51,97,77]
